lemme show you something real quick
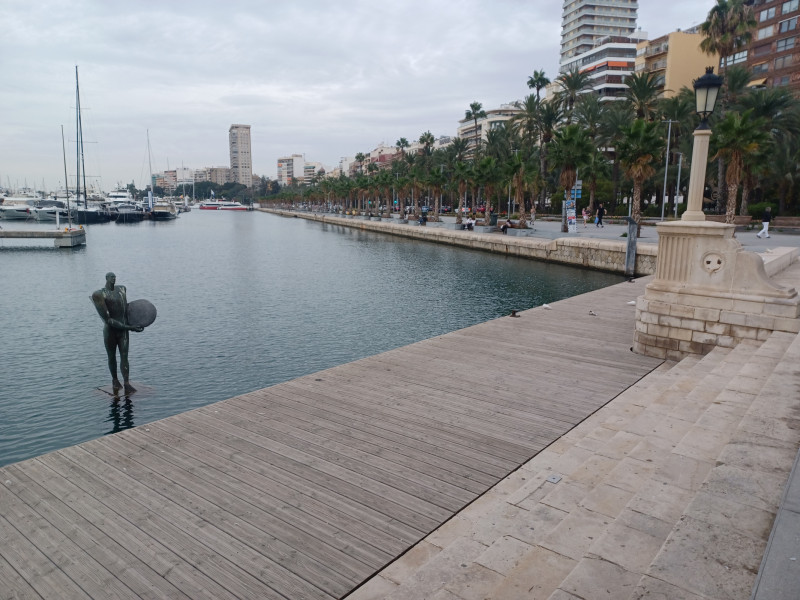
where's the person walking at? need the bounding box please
[582,207,590,228]
[756,206,772,238]
[595,203,605,228]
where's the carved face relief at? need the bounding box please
[702,252,723,274]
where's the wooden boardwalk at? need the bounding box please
[0,277,661,600]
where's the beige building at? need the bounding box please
[277,154,304,186]
[635,29,718,98]
[229,124,253,188]
[457,104,521,158]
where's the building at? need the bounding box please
[635,28,719,97]
[564,34,646,100]
[303,162,325,185]
[560,0,639,71]
[744,0,800,93]
[456,104,521,157]
[277,154,305,186]
[229,124,253,188]
[207,167,231,186]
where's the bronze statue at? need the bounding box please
[91,272,143,394]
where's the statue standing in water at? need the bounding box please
[91,272,143,394]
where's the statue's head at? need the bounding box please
[105,272,116,288]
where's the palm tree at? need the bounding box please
[624,72,662,120]
[581,147,611,215]
[453,161,471,224]
[418,131,435,155]
[527,69,550,101]
[555,68,592,122]
[476,157,501,220]
[465,101,488,160]
[616,119,665,234]
[600,101,635,211]
[700,0,756,75]
[574,94,606,139]
[549,124,593,232]
[354,152,366,176]
[536,99,564,206]
[712,109,770,223]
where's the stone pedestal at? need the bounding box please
[634,220,800,359]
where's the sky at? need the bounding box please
[1,0,713,192]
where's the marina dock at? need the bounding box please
[0,276,661,599]
[0,228,86,247]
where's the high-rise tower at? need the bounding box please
[560,0,639,72]
[229,124,252,188]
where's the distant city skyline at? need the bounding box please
[1,1,713,192]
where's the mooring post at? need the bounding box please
[624,216,637,277]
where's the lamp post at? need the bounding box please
[674,152,683,219]
[661,120,678,221]
[682,67,724,222]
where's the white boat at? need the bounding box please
[106,188,134,203]
[150,198,178,220]
[34,200,70,222]
[0,198,37,220]
[219,201,249,211]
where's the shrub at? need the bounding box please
[747,201,778,218]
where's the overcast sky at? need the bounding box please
[2,0,713,192]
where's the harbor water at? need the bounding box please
[0,211,624,466]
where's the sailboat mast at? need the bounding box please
[76,66,88,208]
[75,66,81,211]
[61,124,73,228]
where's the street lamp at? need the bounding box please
[682,67,724,222]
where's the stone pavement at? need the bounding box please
[346,259,800,600]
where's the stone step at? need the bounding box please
[630,331,800,600]
[539,337,792,600]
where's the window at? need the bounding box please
[752,62,770,74]
[754,43,773,56]
[758,26,773,39]
[775,75,791,86]
[777,36,796,50]
[779,17,798,31]
[784,0,799,13]
[761,6,776,20]
[723,50,748,66]
[775,54,793,68]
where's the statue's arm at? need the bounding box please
[90,290,109,321]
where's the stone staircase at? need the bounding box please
[346,330,800,600]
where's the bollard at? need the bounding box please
[624,216,638,277]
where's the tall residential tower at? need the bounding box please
[560,0,639,72]
[229,124,252,188]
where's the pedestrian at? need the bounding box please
[596,203,605,228]
[756,206,772,238]
[582,207,590,228]
[501,218,511,234]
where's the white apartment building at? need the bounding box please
[277,154,305,186]
[565,33,646,100]
[560,0,639,71]
[303,162,325,184]
[229,124,253,188]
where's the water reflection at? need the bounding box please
[105,396,134,434]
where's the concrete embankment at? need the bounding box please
[260,209,659,276]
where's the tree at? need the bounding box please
[453,161,471,224]
[354,152,366,176]
[624,72,662,120]
[712,109,770,223]
[465,101,487,160]
[617,119,665,234]
[527,69,550,101]
[555,68,592,122]
[700,0,756,74]
[549,124,593,232]
[536,99,564,207]
[418,131,435,155]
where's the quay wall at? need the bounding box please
[260,209,658,276]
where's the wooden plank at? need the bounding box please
[1,467,189,600]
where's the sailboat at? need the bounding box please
[70,66,112,225]
[145,130,177,221]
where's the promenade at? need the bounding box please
[1,217,799,599]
